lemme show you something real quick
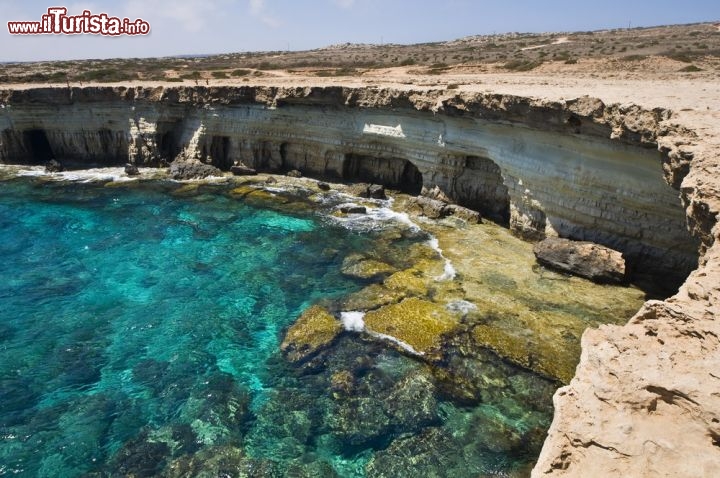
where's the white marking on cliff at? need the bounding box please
[437,133,445,147]
[362,123,406,138]
[340,311,366,332]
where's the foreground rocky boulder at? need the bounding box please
[533,237,626,284]
[169,160,222,180]
[408,196,482,224]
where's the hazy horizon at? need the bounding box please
[1,0,718,62]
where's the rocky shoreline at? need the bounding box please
[1,84,718,475]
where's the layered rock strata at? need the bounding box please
[0,86,697,291]
[1,85,717,476]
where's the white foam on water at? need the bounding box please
[427,237,457,281]
[341,310,426,356]
[330,202,422,234]
[366,331,425,357]
[13,166,133,183]
[445,299,478,315]
[340,311,366,332]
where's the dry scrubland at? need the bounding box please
[2,22,719,85]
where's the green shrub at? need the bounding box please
[663,52,694,63]
[231,69,252,77]
[211,71,228,79]
[75,69,138,82]
[503,59,543,71]
[679,65,702,72]
[621,54,647,62]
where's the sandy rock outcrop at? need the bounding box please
[532,110,720,477]
[534,237,626,284]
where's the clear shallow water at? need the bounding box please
[0,178,555,477]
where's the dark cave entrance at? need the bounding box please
[203,136,232,170]
[155,121,184,163]
[342,154,423,195]
[22,129,54,164]
[453,155,511,224]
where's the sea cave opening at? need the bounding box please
[22,129,54,164]
[342,153,423,195]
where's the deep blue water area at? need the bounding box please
[0,178,555,477]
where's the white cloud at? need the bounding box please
[248,0,281,28]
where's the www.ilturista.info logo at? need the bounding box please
[7,7,150,35]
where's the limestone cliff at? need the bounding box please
[0,85,717,476]
[0,86,698,291]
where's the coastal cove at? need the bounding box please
[0,171,642,476]
[0,83,718,476]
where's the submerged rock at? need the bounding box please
[281,305,342,362]
[341,253,396,280]
[161,445,280,477]
[169,160,222,180]
[363,297,458,355]
[533,237,626,284]
[110,429,171,477]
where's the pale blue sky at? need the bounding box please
[1,0,718,62]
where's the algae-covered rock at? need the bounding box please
[341,284,406,311]
[341,254,396,280]
[384,269,429,296]
[363,297,458,354]
[365,427,459,478]
[472,324,577,383]
[281,305,342,362]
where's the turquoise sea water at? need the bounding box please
[0,178,556,477]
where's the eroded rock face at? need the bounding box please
[168,160,222,180]
[0,86,697,288]
[532,110,720,476]
[533,237,626,284]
